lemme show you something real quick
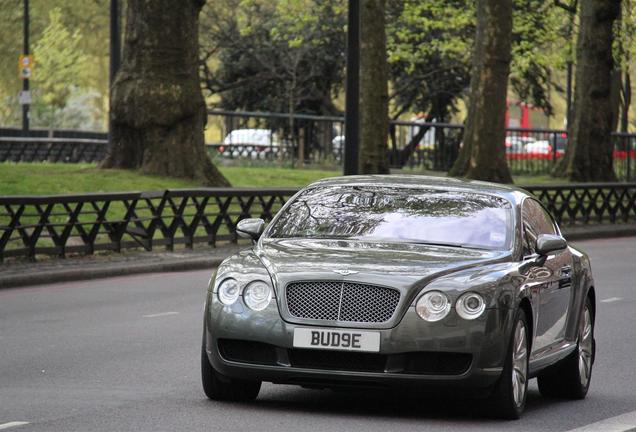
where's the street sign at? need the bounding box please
[18,54,33,79]
[19,90,32,105]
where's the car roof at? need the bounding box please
[306,175,531,205]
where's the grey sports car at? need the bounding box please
[201,175,596,419]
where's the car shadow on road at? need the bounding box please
[211,384,571,422]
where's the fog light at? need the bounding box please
[416,291,451,322]
[456,292,486,320]
[218,278,240,305]
[244,281,272,311]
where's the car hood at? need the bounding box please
[256,238,510,295]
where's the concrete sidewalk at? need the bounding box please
[1,224,635,289]
[561,223,636,241]
[0,244,242,289]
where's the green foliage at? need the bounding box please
[33,9,89,107]
[510,0,571,115]
[386,0,474,120]
[614,1,633,69]
[0,0,633,133]
[0,0,27,125]
[207,0,567,123]
[200,0,346,115]
[0,0,109,130]
[386,0,570,120]
[25,8,98,129]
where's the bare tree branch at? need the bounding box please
[554,0,578,14]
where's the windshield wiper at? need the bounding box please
[408,241,465,248]
[347,236,479,249]
[277,234,354,240]
[409,241,494,251]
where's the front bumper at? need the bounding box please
[204,292,514,393]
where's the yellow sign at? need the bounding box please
[18,54,34,79]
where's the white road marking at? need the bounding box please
[142,311,179,318]
[0,422,30,430]
[565,410,636,431]
[601,297,623,303]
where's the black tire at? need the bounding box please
[489,308,530,420]
[537,297,594,399]
[201,345,261,401]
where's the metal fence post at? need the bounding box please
[628,136,632,181]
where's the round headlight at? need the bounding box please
[218,278,240,305]
[416,291,451,322]
[243,281,272,311]
[456,292,486,320]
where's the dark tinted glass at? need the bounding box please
[522,199,557,236]
[267,186,513,249]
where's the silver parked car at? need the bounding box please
[201,175,596,419]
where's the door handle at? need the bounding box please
[559,266,572,289]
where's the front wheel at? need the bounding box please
[489,308,530,420]
[537,297,594,399]
[201,345,261,401]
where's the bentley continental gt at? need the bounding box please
[201,175,596,419]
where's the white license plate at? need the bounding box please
[293,328,380,352]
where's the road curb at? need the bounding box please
[562,225,636,241]
[0,256,223,290]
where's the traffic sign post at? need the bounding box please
[18,90,32,105]
[19,54,33,79]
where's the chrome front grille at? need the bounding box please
[285,281,400,323]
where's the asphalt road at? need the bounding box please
[1,237,636,431]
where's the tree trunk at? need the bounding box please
[554,0,620,182]
[448,0,513,183]
[610,69,622,132]
[621,71,631,133]
[398,123,431,167]
[359,0,389,174]
[102,0,230,186]
[286,80,295,166]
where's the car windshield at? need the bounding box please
[267,186,513,250]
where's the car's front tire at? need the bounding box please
[537,297,594,399]
[201,345,261,401]
[489,308,530,420]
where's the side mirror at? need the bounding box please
[536,234,567,256]
[236,218,265,241]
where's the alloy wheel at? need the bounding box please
[578,307,593,388]
[512,321,528,407]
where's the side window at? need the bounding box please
[522,199,557,256]
[522,222,537,256]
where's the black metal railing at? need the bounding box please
[1,184,634,261]
[0,188,296,261]
[206,109,345,165]
[524,183,636,225]
[1,113,635,179]
[0,136,108,163]
[0,127,107,140]
[205,110,636,180]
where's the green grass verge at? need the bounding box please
[0,163,341,195]
[0,162,564,196]
[221,166,340,188]
[0,163,197,196]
